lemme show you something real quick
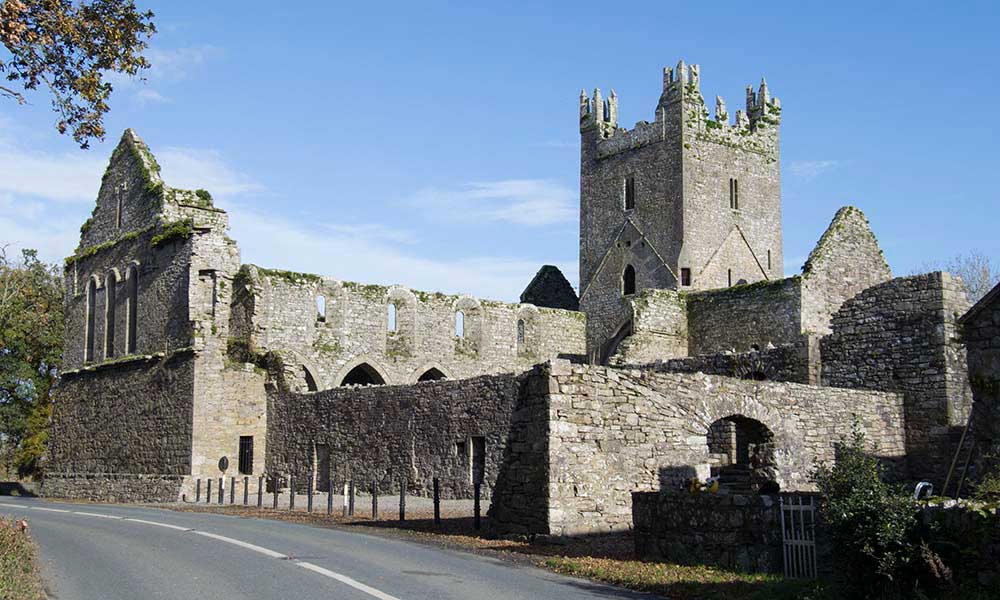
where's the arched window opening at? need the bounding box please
[340,363,385,386]
[105,272,117,358]
[126,265,138,354]
[706,415,776,494]
[316,295,326,323]
[729,178,739,210]
[728,269,733,287]
[302,366,319,392]
[516,319,525,345]
[624,176,636,210]
[455,310,465,338]
[85,279,97,362]
[387,303,397,332]
[418,368,446,382]
[622,264,636,296]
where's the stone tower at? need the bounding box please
[578,60,782,359]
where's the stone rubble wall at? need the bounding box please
[47,351,196,498]
[961,285,1000,453]
[232,266,585,390]
[821,272,973,484]
[41,473,185,503]
[686,277,804,356]
[489,361,905,536]
[265,369,533,499]
[632,491,786,573]
[608,289,688,365]
[621,340,814,384]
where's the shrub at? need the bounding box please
[811,426,920,598]
[0,518,45,600]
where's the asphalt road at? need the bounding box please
[0,498,649,600]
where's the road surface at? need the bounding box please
[0,497,648,600]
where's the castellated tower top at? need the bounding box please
[580,60,781,161]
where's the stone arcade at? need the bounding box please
[45,61,989,538]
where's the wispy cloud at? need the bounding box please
[411,179,576,227]
[787,160,840,181]
[0,138,104,202]
[107,44,223,104]
[158,147,263,196]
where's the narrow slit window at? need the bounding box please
[728,269,733,287]
[729,178,740,210]
[316,295,326,323]
[85,279,97,362]
[517,319,525,345]
[455,310,465,338]
[767,249,772,271]
[681,268,691,287]
[624,176,636,210]
[387,303,397,332]
[238,436,254,475]
[623,264,636,295]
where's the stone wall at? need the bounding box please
[231,265,586,390]
[265,369,531,499]
[48,351,196,486]
[961,283,1000,453]
[822,272,973,484]
[608,289,687,365]
[633,491,785,573]
[686,277,803,355]
[489,361,905,536]
[41,473,185,503]
[625,340,815,384]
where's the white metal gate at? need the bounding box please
[780,495,817,578]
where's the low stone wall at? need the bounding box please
[622,340,814,384]
[266,368,533,499]
[920,502,1000,588]
[633,491,784,573]
[41,473,185,503]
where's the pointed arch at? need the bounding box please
[409,362,452,383]
[623,264,636,295]
[335,356,390,387]
[85,277,98,362]
[104,269,119,358]
[125,263,139,354]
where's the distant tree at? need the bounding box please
[917,250,999,303]
[0,0,155,148]
[0,247,63,478]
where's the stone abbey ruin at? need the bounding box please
[46,60,999,538]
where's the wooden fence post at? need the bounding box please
[257,475,263,508]
[371,480,378,520]
[289,475,295,510]
[272,477,279,509]
[196,479,201,502]
[348,480,355,517]
[474,482,481,530]
[218,477,224,503]
[399,478,406,522]
[207,478,212,504]
[327,480,334,515]
[243,476,249,506]
[230,476,235,504]
[433,477,441,526]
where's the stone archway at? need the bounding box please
[706,414,777,493]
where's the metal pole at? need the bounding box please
[474,482,481,530]
[433,477,440,526]
[230,476,235,504]
[289,476,295,510]
[257,476,263,508]
[348,480,355,517]
[207,478,212,504]
[272,477,278,509]
[327,480,334,515]
[243,477,249,506]
[218,477,224,503]
[399,478,406,522]
[371,480,378,520]
[307,482,314,513]
[196,479,201,502]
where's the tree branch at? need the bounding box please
[0,84,26,104]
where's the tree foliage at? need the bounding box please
[919,250,1000,303]
[0,0,155,148]
[0,247,63,478]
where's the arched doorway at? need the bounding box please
[340,363,385,386]
[707,415,776,493]
[417,368,446,382]
[598,319,633,366]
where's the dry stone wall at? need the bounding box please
[686,277,803,355]
[489,361,905,536]
[265,369,531,499]
[961,284,1000,453]
[822,272,973,484]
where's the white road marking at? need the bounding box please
[297,561,402,600]
[0,502,404,600]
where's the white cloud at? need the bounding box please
[134,88,171,105]
[0,142,104,203]
[105,44,222,104]
[787,160,840,181]
[158,147,263,196]
[411,179,576,226]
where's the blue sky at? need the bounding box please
[2,0,998,301]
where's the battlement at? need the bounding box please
[582,60,781,159]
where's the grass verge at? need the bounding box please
[0,518,45,600]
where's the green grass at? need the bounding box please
[543,556,827,600]
[0,518,45,600]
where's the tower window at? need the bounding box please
[455,310,465,338]
[623,264,636,295]
[126,265,138,354]
[624,176,636,210]
[767,250,772,270]
[517,319,525,344]
[729,178,740,210]
[316,295,326,322]
[85,278,97,362]
[387,303,397,332]
[681,268,691,286]
[105,271,117,358]
[728,269,733,287]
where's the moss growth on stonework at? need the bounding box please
[79,217,93,236]
[145,180,164,197]
[705,119,721,130]
[414,290,451,303]
[686,276,799,303]
[313,339,342,356]
[65,226,150,266]
[195,189,213,205]
[151,219,194,248]
[801,206,886,277]
[256,267,321,285]
[342,281,387,301]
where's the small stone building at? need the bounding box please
[45,61,980,538]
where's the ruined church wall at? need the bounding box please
[962,289,1000,449]
[624,341,813,384]
[686,277,803,356]
[489,362,905,537]
[607,289,687,365]
[821,272,973,484]
[45,351,196,501]
[232,266,585,390]
[266,370,529,499]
